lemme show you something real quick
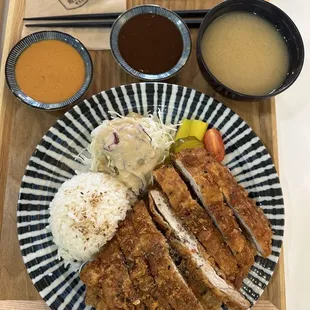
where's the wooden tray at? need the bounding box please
[0,0,286,309]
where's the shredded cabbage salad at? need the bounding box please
[76,110,178,193]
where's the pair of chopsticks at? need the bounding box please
[24,9,210,29]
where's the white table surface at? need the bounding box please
[273,0,310,309]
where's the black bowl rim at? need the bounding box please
[110,4,192,81]
[5,30,94,111]
[196,0,305,100]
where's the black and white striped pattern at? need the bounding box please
[17,83,284,310]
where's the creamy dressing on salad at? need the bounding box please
[90,117,161,194]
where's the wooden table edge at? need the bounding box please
[0,0,21,235]
[269,99,287,310]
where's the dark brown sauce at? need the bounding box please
[118,13,183,74]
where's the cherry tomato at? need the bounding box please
[203,128,225,162]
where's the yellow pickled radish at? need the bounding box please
[175,119,192,141]
[188,120,208,141]
[173,137,204,153]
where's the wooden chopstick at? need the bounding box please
[23,9,210,21]
[24,12,120,21]
[25,19,203,29]
[25,21,115,28]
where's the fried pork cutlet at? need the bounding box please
[175,147,272,258]
[131,201,204,310]
[80,238,143,310]
[177,256,222,310]
[149,195,223,310]
[84,285,104,309]
[116,212,172,310]
[149,190,250,310]
[153,167,238,283]
[169,162,255,287]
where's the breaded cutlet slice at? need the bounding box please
[153,166,238,283]
[149,194,223,310]
[116,211,172,310]
[174,148,272,258]
[169,162,255,287]
[131,201,204,310]
[80,238,143,310]
[149,190,250,310]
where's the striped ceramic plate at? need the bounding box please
[17,83,284,310]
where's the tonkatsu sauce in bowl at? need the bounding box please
[110,5,191,81]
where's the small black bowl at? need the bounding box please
[110,5,192,81]
[5,31,93,110]
[197,0,304,101]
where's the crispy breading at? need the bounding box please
[172,161,256,287]
[131,201,204,310]
[153,166,238,283]
[149,190,250,310]
[149,194,223,310]
[172,243,223,310]
[80,238,143,310]
[84,285,102,309]
[116,212,172,310]
[174,148,272,257]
